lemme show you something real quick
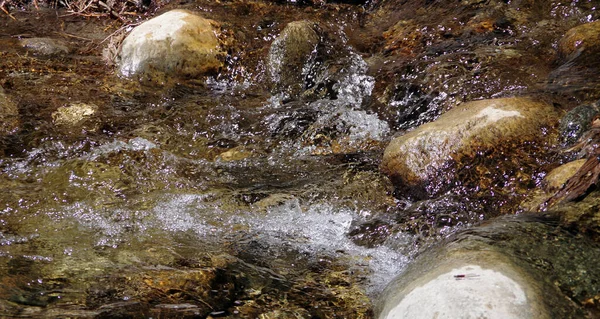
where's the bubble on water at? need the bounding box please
[53,193,408,296]
[333,52,375,107]
[248,198,409,296]
[152,193,213,234]
[338,109,390,141]
[88,137,157,159]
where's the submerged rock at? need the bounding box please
[20,37,70,56]
[118,9,224,78]
[0,85,19,136]
[381,97,559,198]
[543,159,586,192]
[520,159,586,211]
[558,103,599,146]
[550,21,600,99]
[52,103,98,126]
[554,190,600,241]
[377,214,600,318]
[268,20,321,96]
[300,107,389,155]
[558,21,600,61]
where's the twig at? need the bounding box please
[99,21,140,44]
[53,31,94,41]
[0,0,16,20]
[98,0,125,22]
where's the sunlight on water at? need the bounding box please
[87,137,157,160]
[49,192,410,296]
[249,198,409,295]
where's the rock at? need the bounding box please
[550,21,600,99]
[268,20,321,96]
[376,214,600,318]
[382,20,423,56]
[554,190,600,241]
[381,97,559,198]
[519,159,586,212]
[558,103,599,146]
[543,159,586,192]
[52,103,97,126]
[20,38,70,56]
[118,9,224,78]
[217,147,252,161]
[0,85,19,136]
[557,21,600,61]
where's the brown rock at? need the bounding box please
[381,97,559,197]
[543,159,586,192]
[558,20,600,61]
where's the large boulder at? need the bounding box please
[268,20,321,96]
[118,9,224,78]
[376,214,600,318]
[381,97,559,197]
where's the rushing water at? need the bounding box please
[1,0,599,317]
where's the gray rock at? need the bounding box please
[558,104,599,146]
[377,214,600,318]
[268,20,321,96]
[20,37,70,56]
[118,9,225,78]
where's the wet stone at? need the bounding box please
[268,20,321,97]
[553,190,600,241]
[20,37,70,56]
[381,97,560,198]
[520,159,587,212]
[545,159,587,192]
[377,214,600,318]
[558,103,599,146]
[558,20,600,61]
[52,102,98,126]
[300,107,390,155]
[118,9,225,79]
[550,21,600,99]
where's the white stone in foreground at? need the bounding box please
[386,265,529,319]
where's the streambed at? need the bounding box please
[1,0,599,317]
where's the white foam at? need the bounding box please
[250,199,409,295]
[339,109,390,141]
[87,137,157,159]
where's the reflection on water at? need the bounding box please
[0,0,599,316]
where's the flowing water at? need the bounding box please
[0,0,599,317]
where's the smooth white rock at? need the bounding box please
[118,9,223,78]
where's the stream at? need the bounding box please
[1,0,600,317]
